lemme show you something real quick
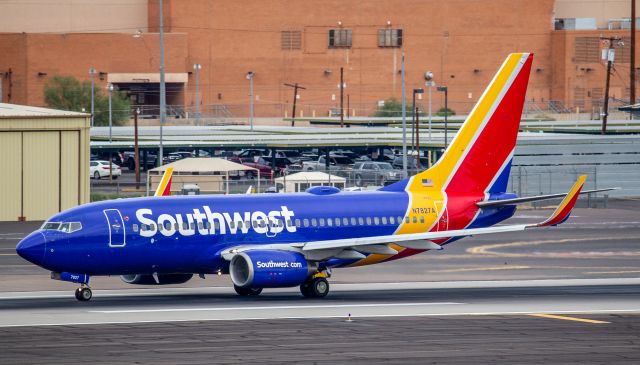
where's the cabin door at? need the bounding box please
[104,209,126,247]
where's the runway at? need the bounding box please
[1,205,639,363]
[1,280,639,364]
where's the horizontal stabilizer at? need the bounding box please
[477,187,618,208]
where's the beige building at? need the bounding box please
[0,103,90,221]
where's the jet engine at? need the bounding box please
[120,273,193,285]
[229,250,314,288]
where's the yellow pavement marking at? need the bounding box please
[467,236,640,258]
[528,313,610,324]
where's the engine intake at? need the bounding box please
[230,250,314,288]
[120,273,193,285]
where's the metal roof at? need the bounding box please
[0,103,89,118]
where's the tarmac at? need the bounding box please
[1,204,639,363]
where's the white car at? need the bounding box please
[90,160,122,179]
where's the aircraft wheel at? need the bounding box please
[300,281,313,298]
[310,277,330,298]
[75,287,92,302]
[234,285,262,296]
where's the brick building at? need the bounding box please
[0,0,637,118]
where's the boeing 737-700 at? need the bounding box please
[16,53,608,301]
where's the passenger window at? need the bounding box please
[198,222,204,230]
[206,221,211,229]
[253,221,259,229]
[182,222,188,230]
[190,222,195,230]
[259,220,266,228]
[404,216,410,224]
[327,218,333,227]
[173,223,178,230]
[215,221,221,230]
[319,218,325,227]
[420,216,425,223]
[287,219,293,227]
[358,217,364,225]
[381,217,387,225]
[335,218,341,227]
[311,218,317,227]
[278,220,284,227]
[230,221,236,229]
[412,216,417,223]
[389,216,395,224]
[351,217,357,226]
[303,219,309,227]
[295,219,301,227]
[366,217,372,225]
[133,224,139,232]
[158,223,163,232]
[374,217,380,225]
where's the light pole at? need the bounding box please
[193,63,201,125]
[246,71,255,131]
[437,86,448,149]
[425,71,434,141]
[411,88,424,154]
[158,0,166,166]
[108,83,114,181]
[401,53,407,178]
[89,67,96,127]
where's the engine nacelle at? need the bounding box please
[120,273,193,285]
[230,250,314,288]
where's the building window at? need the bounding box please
[378,28,402,48]
[281,30,302,50]
[329,28,352,48]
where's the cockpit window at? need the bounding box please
[41,221,82,233]
[41,222,61,230]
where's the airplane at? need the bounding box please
[16,53,611,301]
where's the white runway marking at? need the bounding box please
[91,302,464,314]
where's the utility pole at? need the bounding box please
[284,82,306,127]
[401,53,407,177]
[340,67,344,128]
[108,83,113,182]
[193,63,202,125]
[601,36,623,134]
[134,108,141,189]
[632,0,636,107]
[89,67,96,127]
[246,71,255,131]
[415,106,420,170]
[158,0,166,166]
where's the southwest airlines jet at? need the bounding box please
[17,53,602,301]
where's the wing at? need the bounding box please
[221,176,586,262]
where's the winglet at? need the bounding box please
[534,175,586,227]
[154,167,174,197]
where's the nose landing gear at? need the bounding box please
[74,286,92,301]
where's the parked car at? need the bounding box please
[90,160,122,179]
[392,155,430,175]
[352,161,402,187]
[227,156,275,179]
[122,151,157,170]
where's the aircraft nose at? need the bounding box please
[16,231,46,265]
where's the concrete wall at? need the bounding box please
[0,114,90,221]
[0,0,148,33]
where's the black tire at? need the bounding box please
[94,171,100,180]
[76,287,92,301]
[234,285,262,296]
[128,159,135,170]
[380,176,387,186]
[300,281,313,298]
[112,175,118,180]
[246,172,255,180]
[310,278,330,298]
[355,174,363,187]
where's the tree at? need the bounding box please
[44,76,130,126]
[374,97,419,117]
[435,107,455,117]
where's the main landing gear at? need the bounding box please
[234,285,263,296]
[74,286,92,302]
[300,276,330,298]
